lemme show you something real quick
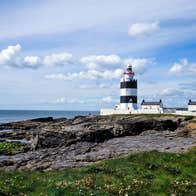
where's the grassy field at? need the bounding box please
[0,142,27,155]
[0,148,195,195]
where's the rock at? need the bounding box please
[33,116,181,148]
[0,115,195,171]
[30,117,54,122]
[0,135,195,171]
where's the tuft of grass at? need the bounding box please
[0,142,26,155]
[184,116,194,121]
[0,148,195,195]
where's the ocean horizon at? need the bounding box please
[0,110,99,124]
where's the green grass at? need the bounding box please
[0,149,196,195]
[184,116,194,121]
[111,113,189,118]
[0,142,26,155]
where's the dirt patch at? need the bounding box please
[185,121,196,137]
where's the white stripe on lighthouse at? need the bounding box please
[120,103,137,110]
[120,88,137,96]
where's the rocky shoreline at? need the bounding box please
[0,115,195,171]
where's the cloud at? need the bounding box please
[101,96,117,103]
[53,97,66,104]
[45,73,67,80]
[81,55,121,70]
[45,71,96,80]
[0,44,21,66]
[179,81,196,90]
[102,68,124,79]
[1,0,195,41]
[79,83,112,89]
[81,54,153,75]
[23,56,41,68]
[52,97,86,104]
[0,44,73,69]
[0,44,153,77]
[45,54,153,81]
[128,22,160,37]
[52,96,119,105]
[0,44,40,69]
[160,88,184,96]
[158,87,196,107]
[169,59,196,75]
[43,52,73,66]
[45,68,124,81]
[124,58,154,74]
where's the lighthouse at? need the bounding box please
[120,64,137,111]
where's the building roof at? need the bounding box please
[141,99,162,106]
[188,100,196,105]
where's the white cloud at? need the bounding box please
[1,0,195,41]
[43,52,73,66]
[102,68,124,79]
[0,44,73,69]
[45,68,124,81]
[124,58,153,74]
[128,22,160,37]
[53,97,66,104]
[0,44,21,66]
[45,55,153,81]
[160,88,184,96]
[45,74,67,80]
[169,59,196,75]
[79,83,116,89]
[101,96,116,103]
[23,56,41,68]
[169,59,186,75]
[0,44,40,69]
[81,55,121,70]
[52,97,86,104]
[80,54,153,76]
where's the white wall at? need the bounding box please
[120,103,137,110]
[100,109,130,115]
[120,88,137,96]
[188,105,196,112]
[174,110,196,116]
[141,105,163,113]
[141,105,161,110]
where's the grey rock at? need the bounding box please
[0,115,195,171]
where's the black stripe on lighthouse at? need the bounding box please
[120,96,137,103]
[120,80,137,88]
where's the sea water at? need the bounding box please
[0,110,99,124]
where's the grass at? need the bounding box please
[0,142,26,155]
[111,113,189,118]
[0,148,196,195]
[184,116,194,121]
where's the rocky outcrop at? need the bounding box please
[0,115,195,171]
[33,116,181,148]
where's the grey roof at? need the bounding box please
[141,100,162,106]
[188,100,196,105]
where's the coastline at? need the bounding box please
[0,114,195,195]
[0,114,195,171]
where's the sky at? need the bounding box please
[0,0,196,111]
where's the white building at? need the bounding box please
[100,64,196,116]
[188,100,196,112]
[140,100,164,114]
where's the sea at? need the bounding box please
[0,110,99,124]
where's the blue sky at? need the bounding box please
[0,0,196,110]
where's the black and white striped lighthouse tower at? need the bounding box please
[120,64,137,110]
